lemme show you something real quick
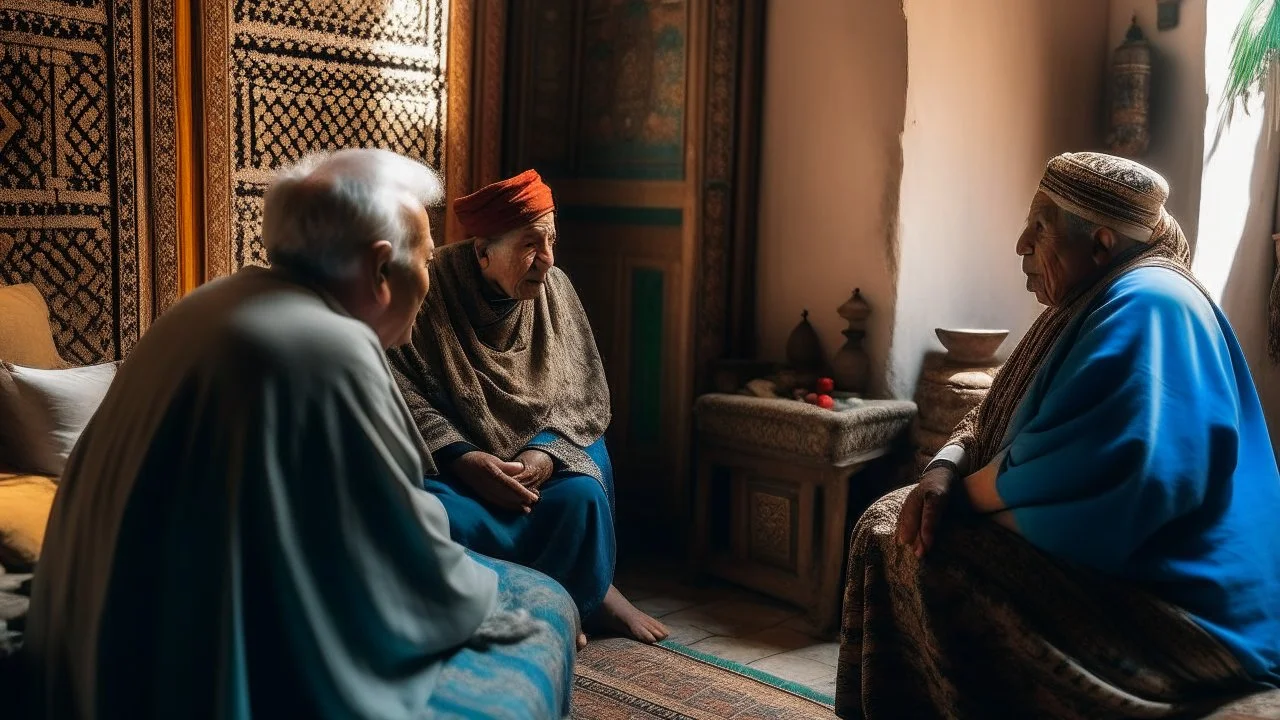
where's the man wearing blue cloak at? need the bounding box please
[837,152,1280,719]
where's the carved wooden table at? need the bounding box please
[689,394,916,635]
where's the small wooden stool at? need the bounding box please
[689,394,916,634]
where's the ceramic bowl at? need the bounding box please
[934,328,1009,365]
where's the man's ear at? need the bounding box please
[474,237,491,268]
[1091,226,1118,266]
[370,240,395,304]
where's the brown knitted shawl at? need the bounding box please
[947,209,1199,473]
[387,241,611,464]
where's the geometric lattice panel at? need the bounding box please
[204,0,449,276]
[0,1,150,363]
[746,480,798,572]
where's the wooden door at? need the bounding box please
[503,0,763,551]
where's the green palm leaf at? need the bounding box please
[1224,0,1280,124]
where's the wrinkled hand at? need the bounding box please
[452,451,539,513]
[512,449,555,490]
[895,464,958,558]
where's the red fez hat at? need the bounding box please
[452,169,555,238]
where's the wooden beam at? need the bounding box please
[175,0,203,295]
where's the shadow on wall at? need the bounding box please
[1148,26,1208,243]
[1209,98,1280,451]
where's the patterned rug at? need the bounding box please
[572,638,835,719]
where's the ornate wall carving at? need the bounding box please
[201,0,450,277]
[747,486,795,570]
[696,0,763,392]
[0,0,163,363]
[578,0,687,180]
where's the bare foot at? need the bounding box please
[576,632,587,651]
[595,585,669,643]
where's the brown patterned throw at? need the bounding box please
[836,488,1263,720]
[387,241,610,477]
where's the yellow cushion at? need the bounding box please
[0,472,57,571]
[0,283,66,369]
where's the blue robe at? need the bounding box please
[425,431,616,621]
[994,266,1280,685]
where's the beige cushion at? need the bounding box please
[0,283,66,369]
[0,361,118,476]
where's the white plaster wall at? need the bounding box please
[754,0,907,397]
[888,0,1110,398]
[1194,0,1280,454]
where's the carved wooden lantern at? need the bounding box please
[1107,17,1152,157]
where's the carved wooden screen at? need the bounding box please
[0,0,180,362]
[0,0,490,356]
[197,0,452,280]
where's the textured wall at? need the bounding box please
[889,0,1111,398]
[755,0,908,398]
[757,0,1110,399]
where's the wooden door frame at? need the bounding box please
[444,0,509,244]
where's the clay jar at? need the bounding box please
[785,309,825,376]
[911,328,1009,472]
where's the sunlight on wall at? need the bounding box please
[373,0,448,132]
[1193,0,1280,454]
[1192,0,1266,300]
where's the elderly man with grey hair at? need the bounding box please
[20,148,578,719]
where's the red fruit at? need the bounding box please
[804,392,818,404]
[816,377,835,393]
[817,394,835,410]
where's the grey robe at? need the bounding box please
[23,267,499,719]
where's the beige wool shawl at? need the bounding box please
[388,241,611,474]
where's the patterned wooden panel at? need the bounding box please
[746,481,798,571]
[0,0,158,362]
[504,0,577,178]
[579,0,687,180]
[201,0,449,277]
[555,255,622,396]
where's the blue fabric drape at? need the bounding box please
[995,266,1280,684]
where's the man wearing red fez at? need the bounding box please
[388,170,668,648]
